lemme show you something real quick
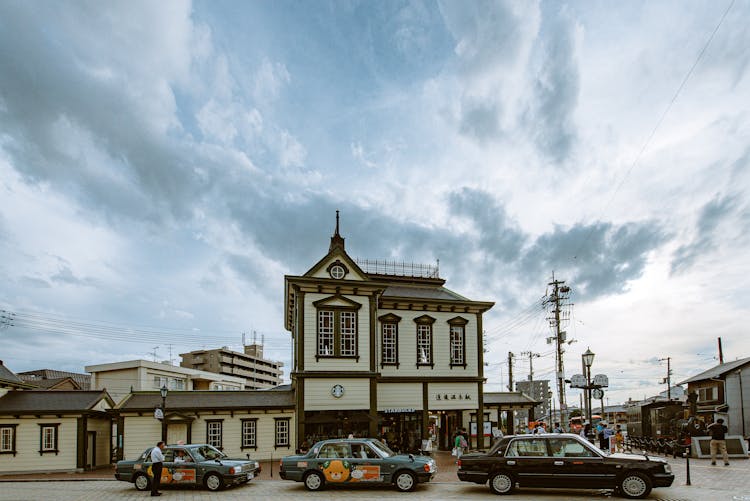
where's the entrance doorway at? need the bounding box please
[86,431,96,469]
[378,411,422,453]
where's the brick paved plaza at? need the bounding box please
[1,455,748,501]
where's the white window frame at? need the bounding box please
[41,425,57,452]
[241,419,257,449]
[206,421,223,449]
[0,427,13,453]
[275,418,290,448]
[340,311,357,356]
[417,325,432,365]
[318,310,335,356]
[450,325,465,365]
[382,323,397,364]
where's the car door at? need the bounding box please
[504,437,555,488]
[317,442,354,484]
[347,442,385,484]
[166,447,198,486]
[547,437,612,488]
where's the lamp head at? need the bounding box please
[582,348,595,368]
[160,385,168,399]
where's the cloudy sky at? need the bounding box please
[1,0,748,406]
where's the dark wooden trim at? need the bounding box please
[38,423,60,455]
[296,371,379,378]
[422,383,429,440]
[240,418,259,450]
[378,376,484,383]
[369,295,377,373]
[379,316,400,368]
[369,379,378,438]
[296,375,305,450]
[297,289,305,372]
[477,381,485,449]
[476,313,484,379]
[325,259,350,279]
[447,317,468,369]
[76,416,86,469]
[0,424,18,456]
[315,298,361,361]
[205,419,224,450]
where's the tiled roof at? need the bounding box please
[17,369,91,390]
[0,390,112,413]
[678,357,750,384]
[382,285,470,301]
[118,390,295,411]
[0,361,24,385]
[26,377,82,390]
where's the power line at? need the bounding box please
[571,0,736,260]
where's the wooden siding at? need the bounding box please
[88,417,111,468]
[303,293,370,371]
[378,310,479,377]
[304,379,370,410]
[121,411,295,461]
[0,417,78,473]
[377,383,423,410]
[427,382,479,410]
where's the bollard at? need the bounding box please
[683,447,691,486]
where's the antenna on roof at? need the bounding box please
[335,209,340,235]
[242,331,246,346]
[151,346,159,362]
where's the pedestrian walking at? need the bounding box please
[150,440,165,496]
[614,425,624,452]
[552,422,563,433]
[707,418,730,466]
[600,422,614,452]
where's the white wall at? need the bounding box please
[0,417,78,473]
[304,378,370,410]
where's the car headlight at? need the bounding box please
[230,466,242,474]
[664,463,672,474]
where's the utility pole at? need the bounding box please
[545,274,572,428]
[718,337,724,364]
[521,351,540,381]
[659,357,673,400]
[507,352,515,391]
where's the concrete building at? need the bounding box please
[180,343,283,390]
[284,215,494,451]
[85,360,245,403]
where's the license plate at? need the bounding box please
[246,472,254,480]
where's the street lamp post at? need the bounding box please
[582,348,595,433]
[548,390,553,426]
[160,385,168,443]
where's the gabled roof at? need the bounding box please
[0,361,35,389]
[27,377,82,390]
[117,390,295,411]
[679,357,750,384]
[0,390,114,414]
[18,369,91,390]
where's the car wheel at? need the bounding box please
[133,473,150,491]
[394,471,416,492]
[489,472,515,495]
[619,472,652,499]
[204,472,224,492]
[303,471,325,491]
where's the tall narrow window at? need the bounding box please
[447,317,468,368]
[414,315,435,368]
[379,313,401,367]
[241,419,257,450]
[340,311,357,356]
[318,311,335,356]
[39,424,59,455]
[0,425,16,455]
[206,420,223,449]
[275,418,290,447]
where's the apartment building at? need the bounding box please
[180,343,283,390]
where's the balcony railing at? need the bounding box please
[355,258,439,279]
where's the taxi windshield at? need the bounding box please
[369,439,396,458]
[189,445,226,462]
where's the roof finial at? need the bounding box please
[329,210,345,252]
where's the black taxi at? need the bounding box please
[457,433,674,498]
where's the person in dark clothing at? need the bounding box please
[707,418,730,466]
[150,441,166,496]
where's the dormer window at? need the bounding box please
[414,315,435,368]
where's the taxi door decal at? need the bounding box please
[350,464,381,482]
[321,460,350,482]
[170,467,196,483]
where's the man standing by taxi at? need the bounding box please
[150,441,166,496]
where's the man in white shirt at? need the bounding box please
[150,441,165,497]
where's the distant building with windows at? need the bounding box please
[180,343,284,390]
[17,369,91,390]
[85,360,245,403]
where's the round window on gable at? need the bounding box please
[330,264,346,279]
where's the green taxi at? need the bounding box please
[280,438,437,492]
